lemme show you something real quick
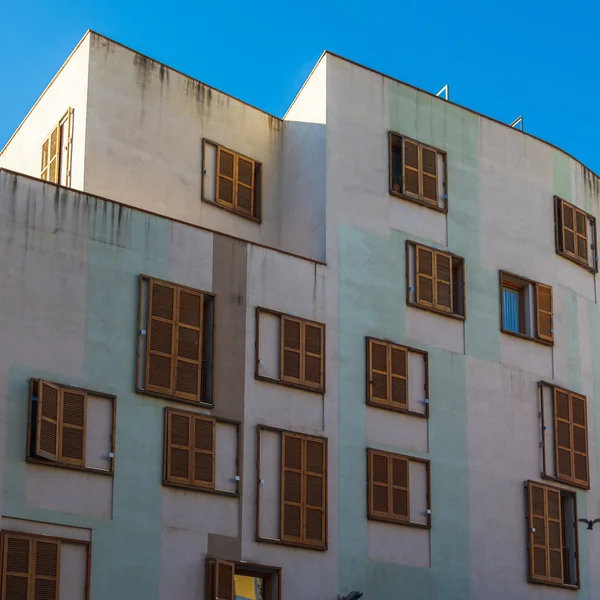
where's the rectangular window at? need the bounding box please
[205,558,280,600]
[27,379,115,474]
[366,338,428,416]
[367,449,430,528]
[555,196,597,272]
[41,109,73,186]
[406,241,465,318]
[526,481,579,588]
[137,275,215,405]
[201,139,262,221]
[500,271,554,344]
[255,307,325,394]
[389,132,447,210]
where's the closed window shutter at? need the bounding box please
[217,148,235,206]
[33,539,60,600]
[174,288,204,402]
[214,560,235,600]
[368,450,390,518]
[281,433,303,544]
[236,156,254,214]
[421,146,438,204]
[166,410,192,484]
[391,455,409,521]
[368,339,389,404]
[536,283,553,342]
[434,251,453,312]
[146,280,176,395]
[304,437,326,547]
[36,380,60,462]
[571,393,589,486]
[303,322,323,388]
[403,139,420,198]
[2,534,32,600]
[59,389,86,465]
[281,317,302,384]
[575,209,588,262]
[389,345,408,408]
[416,246,435,306]
[561,202,576,256]
[192,415,215,488]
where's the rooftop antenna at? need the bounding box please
[436,84,449,100]
[510,116,524,131]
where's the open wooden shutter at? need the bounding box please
[368,450,390,519]
[303,322,323,389]
[174,288,203,402]
[281,316,302,384]
[166,410,192,484]
[59,389,86,466]
[416,246,434,306]
[33,538,60,600]
[41,139,50,181]
[575,209,588,262]
[536,283,553,342]
[571,393,589,487]
[554,388,573,482]
[146,280,176,395]
[2,534,32,600]
[391,455,409,521]
[368,339,389,404]
[389,345,408,408]
[216,147,235,207]
[403,139,420,198]
[561,201,576,256]
[434,251,453,312]
[48,126,60,185]
[421,146,437,204]
[36,380,60,462]
[214,559,235,600]
[304,437,326,547]
[236,156,254,215]
[281,433,303,544]
[192,415,215,489]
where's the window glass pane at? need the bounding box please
[235,574,264,600]
[503,288,520,333]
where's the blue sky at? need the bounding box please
[1,0,599,173]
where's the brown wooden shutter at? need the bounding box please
[281,433,303,544]
[561,201,576,256]
[281,316,302,384]
[536,283,553,342]
[575,209,588,262]
[391,455,409,521]
[389,344,408,408]
[217,147,235,206]
[214,559,235,600]
[571,393,589,487]
[416,246,434,306]
[368,449,390,519]
[41,139,50,181]
[36,380,60,462]
[192,415,215,488]
[59,389,86,466]
[368,339,389,404]
[166,410,192,484]
[403,139,420,198]
[174,288,203,402]
[303,322,323,389]
[2,534,31,600]
[434,251,453,312]
[554,388,572,482]
[146,280,176,395]
[304,437,326,547]
[236,156,254,215]
[48,126,60,185]
[33,538,60,600]
[421,146,437,204]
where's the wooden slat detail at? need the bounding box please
[36,381,60,462]
[389,345,408,408]
[281,316,302,384]
[303,322,323,388]
[368,450,390,518]
[214,559,235,600]
[33,539,60,600]
[192,415,215,488]
[59,389,86,466]
[536,283,553,343]
[421,146,438,204]
[174,288,203,402]
[2,534,31,600]
[216,148,235,206]
[368,339,389,404]
[391,455,409,520]
[575,208,588,262]
[304,437,326,546]
[166,410,192,484]
[403,139,420,198]
[434,251,453,312]
[281,433,303,543]
[562,202,576,256]
[416,245,435,306]
[368,449,410,524]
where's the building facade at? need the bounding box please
[1,30,600,600]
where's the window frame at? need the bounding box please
[406,241,466,320]
[255,307,326,394]
[162,407,241,497]
[255,424,328,551]
[205,558,282,600]
[388,131,448,213]
[26,378,116,476]
[201,138,263,223]
[554,196,598,273]
[365,337,429,418]
[136,274,216,407]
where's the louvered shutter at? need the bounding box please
[281,433,303,543]
[304,437,326,547]
[2,534,31,600]
[166,410,192,484]
[36,381,60,462]
[554,388,572,481]
[536,283,553,342]
[562,202,576,256]
[174,288,203,402]
[33,539,60,600]
[575,209,588,262]
[214,560,235,600]
[217,148,235,206]
[369,450,390,518]
[368,339,389,404]
[192,415,215,488]
[434,252,453,312]
[403,139,420,198]
[236,156,254,215]
[571,393,589,486]
[41,140,50,181]
[421,146,438,204]
[48,127,60,185]
[60,389,86,465]
[390,345,408,408]
[303,322,323,389]
[281,317,302,384]
[416,246,434,306]
[146,280,176,395]
[391,455,409,521]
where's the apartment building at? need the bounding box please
[0,29,599,600]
